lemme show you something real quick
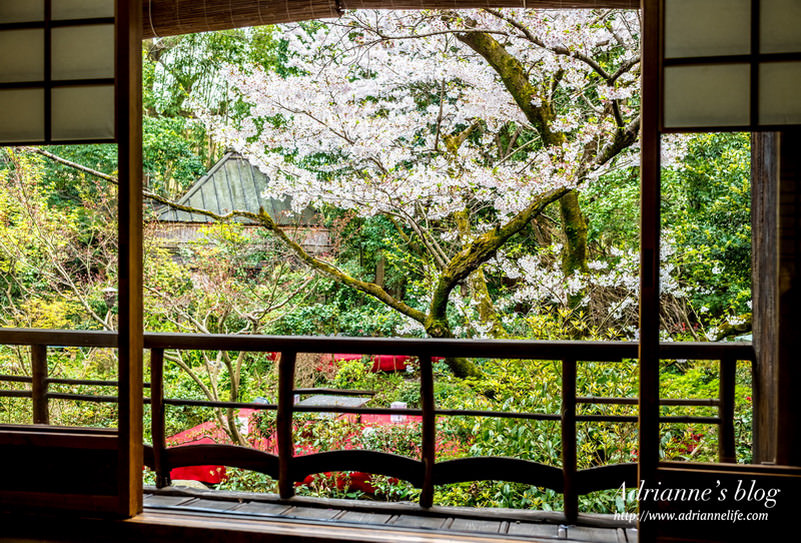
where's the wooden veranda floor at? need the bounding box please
[144,487,638,543]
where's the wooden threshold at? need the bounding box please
[0,502,636,543]
[136,487,637,543]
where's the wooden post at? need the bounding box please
[639,1,662,540]
[150,348,170,488]
[753,129,801,466]
[31,345,49,425]
[718,357,737,464]
[751,132,778,464]
[776,129,801,466]
[561,359,578,523]
[116,0,144,517]
[277,351,297,499]
[419,355,435,508]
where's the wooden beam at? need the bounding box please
[141,0,640,39]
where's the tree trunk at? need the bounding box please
[559,190,589,276]
[454,210,504,337]
[423,317,483,379]
[375,251,385,288]
[468,268,505,337]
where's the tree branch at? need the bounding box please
[427,186,569,331]
[453,30,562,145]
[484,8,613,82]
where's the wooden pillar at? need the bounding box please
[638,0,661,482]
[751,132,778,464]
[776,130,801,466]
[638,2,661,540]
[752,129,801,467]
[116,0,144,517]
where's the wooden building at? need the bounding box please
[152,151,331,255]
[1,1,800,543]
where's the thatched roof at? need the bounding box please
[156,152,317,226]
[142,0,639,39]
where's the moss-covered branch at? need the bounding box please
[455,31,563,146]
[252,208,428,324]
[428,187,570,327]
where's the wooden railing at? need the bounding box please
[0,329,754,522]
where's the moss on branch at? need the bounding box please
[428,187,569,321]
[456,31,563,146]
[559,189,589,277]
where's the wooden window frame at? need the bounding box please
[0,0,142,518]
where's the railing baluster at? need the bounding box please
[31,344,49,425]
[561,358,578,523]
[419,354,435,508]
[277,350,297,499]
[718,356,736,463]
[150,348,170,488]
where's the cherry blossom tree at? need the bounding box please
[195,8,641,377]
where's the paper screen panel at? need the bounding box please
[0,29,45,83]
[51,24,115,80]
[759,61,801,125]
[760,0,801,54]
[51,85,114,140]
[663,64,751,128]
[0,0,44,22]
[52,0,115,20]
[0,89,45,143]
[664,0,751,58]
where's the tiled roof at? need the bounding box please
[156,152,317,226]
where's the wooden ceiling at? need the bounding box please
[142,0,640,39]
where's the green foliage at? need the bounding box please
[361,423,422,458]
[659,358,753,464]
[583,167,640,251]
[143,116,207,196]
[271,276,407,337]
[216,468,278,493]
[332,358,369,389]
[665,133,752,322]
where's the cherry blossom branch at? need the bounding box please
[428,186,570,332]
[484,8,614,82]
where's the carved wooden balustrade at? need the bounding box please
[0,329,753,522]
